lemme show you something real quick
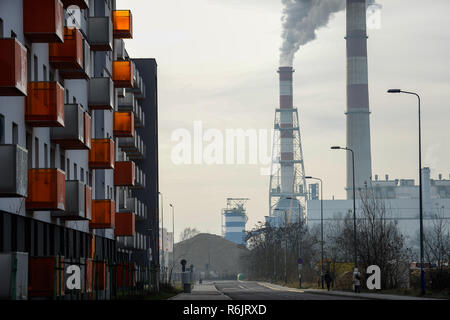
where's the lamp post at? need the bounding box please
[169,204,175,284]
[388,89,425,295]
[305,176,324,289]
[158,192,165,283]
[331,146,358,268]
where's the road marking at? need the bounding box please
[257,282,305,293]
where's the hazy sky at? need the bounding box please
[117,0,450,241]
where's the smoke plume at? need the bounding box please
[280,0,376,66]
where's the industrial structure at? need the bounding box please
[267,67,307,227]
[222,198,249,245]
[0,0,159,300]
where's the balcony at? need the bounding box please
[51,104,91,150]
[114,161,135,186]
[0,39,27,96]
[113,10,133,39]
[85,185,92,220]
[118,91,135,112]
[113,60,134,88]
[87,17,113,51]
[26,169,65,211]
[49,27,83,71]
[89,139,115,170]
[114,212,135,237]
[51,181,91,220]
[59,39,91,80]
[61,0,89,9]
[93,260,107,290]
[28,256,64,298]
[114,112,134,138]
[0,145,28,197]
[88,77,114,110]
[23,0,64,43]
[25,82,65,127]
[114,39,125,59]
[90,200,115,229]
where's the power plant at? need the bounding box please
[222,198,249,245]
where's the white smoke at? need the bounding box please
[279,0,377,67]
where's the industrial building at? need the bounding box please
[0,0,159,300]
[222,198,248,245]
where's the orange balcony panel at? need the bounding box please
[113,60,134,88]
[114,112,134,137]
[25,82,65,127]
[113,10,133,39]
[84,112,92,149]
[89,139,115,169]
[114,212,135,237]
[85,185,92,221]
[90,200,115,229]
[61,0,89,9]
[93,260,107,290]
[114,161,135,186]
[85,259,93,293]
[23,0,64,43]
[26,169,65,211]
[0,38,27,96]
[29,256,65,298]
[49,27,83,70]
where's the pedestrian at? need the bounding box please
[352,267,361,293]
[324,270,332,291]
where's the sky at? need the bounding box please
[117,0,450,242]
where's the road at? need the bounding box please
[172,280,364,300]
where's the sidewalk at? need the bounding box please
[258,282,442,300]
[169,282,231,300]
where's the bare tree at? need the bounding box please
[179,227,200,242]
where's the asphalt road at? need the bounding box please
[213,281,363,300]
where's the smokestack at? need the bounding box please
[278,67,294,193]
[346,0,372,199]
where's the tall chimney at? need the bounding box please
[346,0,372,199]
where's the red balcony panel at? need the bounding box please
[89,139,115,169]
[26,169,65,211]
[116,263,135,288]
[113,60,134,88]
[49,27,83,70]
[23,0,64,43]
[25,82,65,127]
[85,185,92,221]
[85,259,93,293]
[89,234,95,259]
[113,10,133,39]
[93,260,107,290]
[114,161,135,186]
[61,0,89,9]
[29,256,65,298]
[114,212,135,237]
[113,111,134,137]
[89,200,115,229]
[84,112,92,149]
[0,38,27,96]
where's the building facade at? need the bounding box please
[0,0,159,300]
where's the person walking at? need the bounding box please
[324,270,332,291]
[352,267,361,293]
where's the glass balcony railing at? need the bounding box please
[90,200,115,229]
[51,104,91,150]
[113,10,133,39]
[51,180,91,220]
[25,82,65,127]
[88,139,115,169]
[113,60,134,88]
[23,0,64,43]
[49,27,83,71]
[26,169,65,211]
[0,145,28,198]
[0,38,27,96]
[88,77,114,110]
[114,212,135,237]
[113,111,134,137]
[87,17,113,51]
[114,161,135,186]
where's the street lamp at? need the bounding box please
[331,146,358,269]
[305,176,324,289]
[388,88,425,295]
[169,204,175,284]
[158,192,165,283]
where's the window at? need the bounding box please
[12,122,18,144]
[65,89,69,104]
[26,132,32,170]
[33,55,38,81]
[10,30,16,38]
[60,154,65,171]
[86,171,90,186]
[34,137,39,168]
[0,18,3,38]
[50,146,55,168]
[74,163,77,180]
[26,47,32,82]
[44,143,48,168]
[0,114,4,144]
[43,65,47,82]
[80,168,84,182]
[67,159,70,179]
[73,96,77,104]
[49,70,55,82]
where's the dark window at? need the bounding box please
[0,18,3,38]
[33,55,38,81]
[67,159,70,179]
[44,143,48,168]
[26,132,32,170]
[26,47,32,82]
[12,122,18,144]
[74,163,77,180]
[80,168,84,182]
[65,89,69,104]
[73,96,77,104]
[50,146,56,168]
[34,137,39,168]
[10,31,16,38]
[43,65,47,82]
[0,114,5,144]
[60,154,65,171]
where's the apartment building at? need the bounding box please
[0,0,159,300]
